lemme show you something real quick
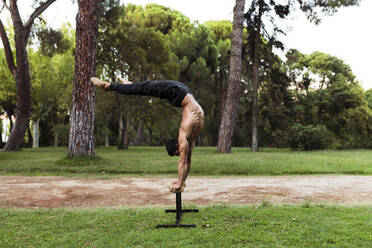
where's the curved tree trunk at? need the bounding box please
[1,17,30,151]
[68,0,99,157]
[217,0,245,153]
[0,0,56,151]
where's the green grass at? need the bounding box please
[1,204,371,247]
[1,146,372,177]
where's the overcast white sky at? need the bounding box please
[3,0,372,89]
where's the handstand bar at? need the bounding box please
[156,192,198,228]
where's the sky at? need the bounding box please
[2,0,372,89]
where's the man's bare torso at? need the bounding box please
[181,94,204,143]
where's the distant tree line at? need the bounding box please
[1,0,369,152]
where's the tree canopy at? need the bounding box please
[0,1,369,151]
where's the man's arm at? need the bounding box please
[186,142,193,175]
[169,133,188,193]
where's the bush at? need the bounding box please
[288,124,332,150]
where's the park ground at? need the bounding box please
[1,147,372,247]
[1,175,372,208]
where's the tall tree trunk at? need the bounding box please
[104,134,109,147]
[0,119,3,147]
[68,0,99,157]
[251,1,264,152]
[118,111,124,149]
[27,125,33,147]
[54,133,59,147]
[133,119,144,145]
[123,118,129,149]
[217,0,245,153]
[8,114,13,131]
[148,127,153,146]
[2,20,30,150]
[251,33,260,152]
[0,0,56,151]
[32,119,39,148]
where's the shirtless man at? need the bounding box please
[91,77,204,193]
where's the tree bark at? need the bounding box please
[148,127,153,146]
[0,0,56,151]
[54,133,58,147]
[251,38,259,151]
[133,119,144,145]
[118,111,124,149]
[217,0,245,153]
[32,119,39,148]
[123,118,129,149]
[68,0,99,157]
[27,125,33,147]
[251,0,264,152]
[104,134,109,147]
[0,119,3,147]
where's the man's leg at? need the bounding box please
[118,77,133,84]
[91,77,148,96]
[91,77,110,89]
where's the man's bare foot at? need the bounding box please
[91,77,110,89]
[117,77,133,84]
[169,182,186,193]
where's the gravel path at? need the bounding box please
[0,175,371,208]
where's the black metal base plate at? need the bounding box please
[165,209,199,213]
[156,224,196,228]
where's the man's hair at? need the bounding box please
[165,137,178,156]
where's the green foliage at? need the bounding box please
[0,2,366,149]
[35,27,71,57]
[289,124,332,151]
[287,50,372,149]
[299,0,361,24]
[365,89,372,109]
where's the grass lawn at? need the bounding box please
[1,204,371,247]
[0,146,372,177]
[1,147,372,247]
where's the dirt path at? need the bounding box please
[0,175,371,208]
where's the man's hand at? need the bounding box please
[169,182,186,193]
[117,77,133,84]
[91,77,110,89]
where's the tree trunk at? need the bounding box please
[27,125,33,147]
[9,115,13,132]
[148,128,153,146]
[104,134,109,147]
[251,1,264,152]
[217,0,245,153]
[251,33,260,152]
[0,1,56,151]
[68,0,99,157]
[0,120,3,148]
[32,119,39,148]
[54,133,58,147]
[118,111,124,149]
[2,24,30,151]
[133,119,144,145]
[123,118,129,149]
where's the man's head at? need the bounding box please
[165,137,179,156]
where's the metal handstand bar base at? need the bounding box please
[156,192,198,228]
